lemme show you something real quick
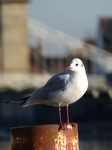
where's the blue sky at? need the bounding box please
[29,0,112,40]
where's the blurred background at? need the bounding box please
[0,0,112,149]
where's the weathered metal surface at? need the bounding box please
[10,124,79,150]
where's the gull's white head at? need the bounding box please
[66,58,86,72]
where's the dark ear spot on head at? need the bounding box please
[76,64,78,66]
[81,64,83,67]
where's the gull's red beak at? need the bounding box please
[65,66,72,70]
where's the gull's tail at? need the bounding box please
[6,96,30,105]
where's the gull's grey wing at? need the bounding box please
[24,71,70,106]
[43,71,70,90]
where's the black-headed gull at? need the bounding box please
[7,58,88,130]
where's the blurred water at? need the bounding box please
[0,140,112,150]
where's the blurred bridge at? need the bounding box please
[0,19,112,97]
[0,18,112,98]
[28,18,112,74]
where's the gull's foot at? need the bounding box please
[58,122,68,131]
[71,122,77,128]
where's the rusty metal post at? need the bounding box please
[10,124,79,150]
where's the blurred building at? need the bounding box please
[96,18,112,53]
[0,0,29,72]
[84,18,112,75]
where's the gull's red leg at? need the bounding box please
[66,105,69,124]
[58,105,76,130]
[58,106,67,131]
[66,105,76,128]
[58,106,62,124]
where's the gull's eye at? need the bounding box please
[76,64,78,66]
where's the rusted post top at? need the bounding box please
[10,124,79,150]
